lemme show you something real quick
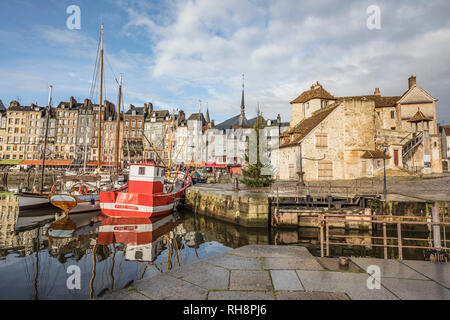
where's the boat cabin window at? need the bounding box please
[139,167,146,175]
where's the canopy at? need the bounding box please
[0,159,23,165]
[20,160,73,166]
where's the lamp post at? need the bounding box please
[382,145,388,201]
[297,142,326,187]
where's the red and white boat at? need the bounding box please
[100,163,191,218]
[97,215,179,262]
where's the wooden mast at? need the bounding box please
[115,75,122,174]
[40,85,52,194]
[97,24,104,170]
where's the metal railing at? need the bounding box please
[311,213,450,261]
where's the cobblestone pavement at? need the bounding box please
[99,245,449,300]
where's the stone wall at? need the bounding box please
[185,188,270,228]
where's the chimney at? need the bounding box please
[84,99,90,107]
[408,75,417,89]
[148,103,153,113]
[69,96,76,109]
[277,114,281,123]
[144,103,148,115]
[374,88,381,96]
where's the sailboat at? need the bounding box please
[49,24,126,214]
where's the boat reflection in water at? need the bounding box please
[98,215,181,267]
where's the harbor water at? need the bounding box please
[0,192,445,300]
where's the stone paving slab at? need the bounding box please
[275,291,350,300]
[400,260,450,289]
[232,245,313,258]
[351,258,428,280]
[296,270,398,300]
[230,270,273,291]
[270,270,304,291]
[170,261,230,290]
[134,273,208,300]
[205,253,262,270]
[263,257,324,271]
[208,291,275,300]
[380,278,450,300]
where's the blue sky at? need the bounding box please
[1,0,450,123]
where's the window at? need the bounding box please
[316,134,328,148]
[139,167,146,175]
[377,112,380,117]
[318,161,333,179]
[391,111,395,119]
[391,127,396,131]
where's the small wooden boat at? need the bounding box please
[100,163,191,218]
[49,194,101,215]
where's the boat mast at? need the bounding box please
[40,85,52,194]
[97,24,104,170]
[115,75,122,175]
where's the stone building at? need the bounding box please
[25,103,45,160]
[279,76,442,181]
[4,101,32,160]
[438,125,450,172]
[143,105,170,162]
[55,97,79,160]
[0,100,6,129]
[74,99,94,167]
[123,104,146,164]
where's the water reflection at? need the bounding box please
[0,193,445,300]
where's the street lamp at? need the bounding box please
[382,145,388,201]
[297,142,326,187]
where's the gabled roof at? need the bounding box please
[188,113,207,126]
[149,110,169,119]
[397,85,438,105]
[407,109,433,122]
[125,106,146,116]
[290,82,335,104]
[280,103,339,148]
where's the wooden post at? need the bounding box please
[320,215,324,258]
[383,222,387,260]
[397,222,403,260]
[325,216,330,257]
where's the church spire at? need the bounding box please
[206,103,210,124]
[240,74,245,117]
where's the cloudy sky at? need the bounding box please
[0,0,449,124]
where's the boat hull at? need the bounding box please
[100,191,176,218]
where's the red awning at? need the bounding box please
[87,161,117,167]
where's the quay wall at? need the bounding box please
[185,188,270,228]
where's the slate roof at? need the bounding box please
[213,114,250,130]
[0,100,5,113]
[188,113,207,126]
[280,103,339,148]
[125,106,146,116]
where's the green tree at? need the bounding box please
[241,110,274,188]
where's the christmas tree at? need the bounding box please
[241,110,275,188]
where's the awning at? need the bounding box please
[206,163,227,168]
[87,161,117,167]
[361,149,391,159]
[20,160,74,166]
[0,160,23,165]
